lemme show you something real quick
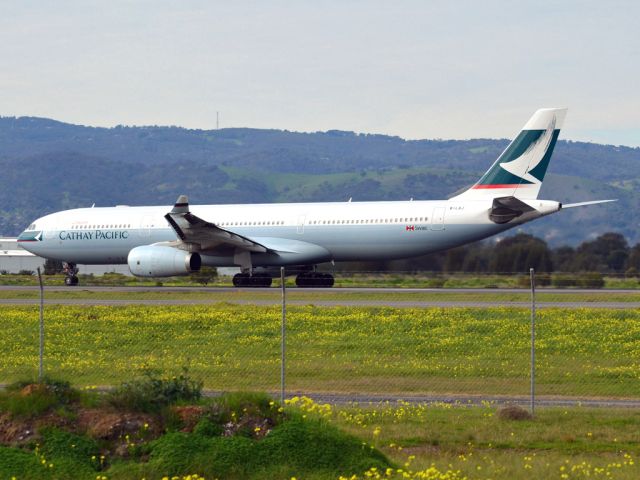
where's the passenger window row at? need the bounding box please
[218,217,427,227]
[70,224,132,229]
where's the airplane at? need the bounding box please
[18,108,615,287]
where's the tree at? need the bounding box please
[552,246,575,272]
[625,243,640,271]
[489,234,553,273]
[574,232,629,272]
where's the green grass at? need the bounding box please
[0,385,390,480]
[2,272,638,289]
[1,305,639,398]
[330,402,640,479]
[1,375,640,479]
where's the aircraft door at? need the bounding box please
[139,214,153,237]
[297,215,306,234]
[430,207,445,231]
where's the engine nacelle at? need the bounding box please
[128,245,201,277]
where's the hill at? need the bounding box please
[0,116,638,245]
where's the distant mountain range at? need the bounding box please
[1,116,638,246]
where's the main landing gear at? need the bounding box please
[295,271,334,288]
[63,262,79,286]
[232,272,273,287]
[231,268,335,288]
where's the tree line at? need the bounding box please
[339,232,640,276]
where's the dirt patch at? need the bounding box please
[0,410,73,445]
[498,405,533,421]
[77,408,159,441]
[19,384,48,397]
[0,413,34,444]
[173,405,205,432]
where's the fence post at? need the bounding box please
[37,267,44,382]
[280,267,286,404]
[529,267,536,416]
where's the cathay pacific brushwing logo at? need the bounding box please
[17,231,43,242]
[499,115,556,184]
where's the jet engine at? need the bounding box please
[128,245,201,277]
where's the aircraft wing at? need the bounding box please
[164,195,270,254]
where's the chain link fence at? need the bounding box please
[1,271,639,405]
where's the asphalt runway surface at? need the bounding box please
[0,285,638,294]
[0,286,638,308]
[0,382,636,408]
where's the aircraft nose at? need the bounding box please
[17,225,44,253]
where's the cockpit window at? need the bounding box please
[28,223,36,230]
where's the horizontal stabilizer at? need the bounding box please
[562,199,617,209]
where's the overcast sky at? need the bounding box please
[1,1,638,146]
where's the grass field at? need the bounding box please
[329,400,640,479]
[2,304,639,398]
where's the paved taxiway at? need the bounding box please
[1,286,638,294]
[1,382,636,408]
[0,286,638,309]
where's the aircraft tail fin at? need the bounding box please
[452,108,567,200]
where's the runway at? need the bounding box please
[0,285,638,308]
[0,382,636,408]
[0,285,638,294]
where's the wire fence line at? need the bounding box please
[0,272,638,406]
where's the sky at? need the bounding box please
[1,0,639,146]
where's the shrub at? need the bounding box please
[424,277,446,288]
[191,266,218,286]
[551,273,577,288]
[498,404,532,421]
[193,417,224,437]
[145,416,389,478]
[39,427,100,469]
[107,368,203,413]
[577,271,605,288]
[0,378,79,418]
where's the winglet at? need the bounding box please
[172,195,190,214]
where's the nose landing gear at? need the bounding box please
[63,262,79,286]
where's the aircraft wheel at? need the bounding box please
[65,275,79,287]
[250,273,272,287]
[321,273,335,287]
[233,273,249,287]
[295,272,334,288]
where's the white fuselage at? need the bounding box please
[19,198,559,268]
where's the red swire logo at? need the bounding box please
[405,225,415,231]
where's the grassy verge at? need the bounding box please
[1,305,639,398]
[0,377,390,480]
[1,288,640,303]
[329,400,640,479]
[1,376,639,479]
[1,272,638,289]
